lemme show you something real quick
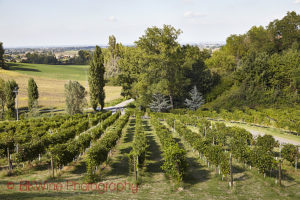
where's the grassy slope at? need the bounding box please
[0,63,121,108]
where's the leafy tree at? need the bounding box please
[118,46,141,97]
[184,86,205,110]
[282,144,298,166]
[75,50,90,64]
[27,78,39,111]
[5,80,18,119]
[182,45,217,98]
[88,46,105,111]
[135,25,187,108]
[0,42,4,69]
[104,35,121,79]
[65,80,87,115]
[149,93,172,112]
[205,48,236,75]
[268,11,300,52]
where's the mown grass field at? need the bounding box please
[7,63,89,81]
[0,117,299,199]
[0,63,121,108]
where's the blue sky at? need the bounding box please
[0,0,299,47]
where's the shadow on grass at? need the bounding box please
[142,119,164,174]
[183,156,210,187]
[7,63,41,72]
[106,118,135,177]
[70,161,86,175]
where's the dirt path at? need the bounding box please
[224,122,300,146]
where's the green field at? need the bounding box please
[7,63,89,81]
[0,63,121,108]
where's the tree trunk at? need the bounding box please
[51,155,54,178]
[169,95,174,109]
[134,157,137,182]
[295,147,298,172]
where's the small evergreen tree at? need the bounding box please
[149,93,172,112]
[27,78,39,111]
[5,80,18,119]
[88,46,105,111]
[184,86,205,110]
[65,80,87,115]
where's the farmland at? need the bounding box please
[0,63,121,108]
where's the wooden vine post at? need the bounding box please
[230,153,233,188]
[7,147,12,175]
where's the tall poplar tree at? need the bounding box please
[0,42,4,69]
[27,78,39,111]
[88,46,105,111]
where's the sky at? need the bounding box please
[0,0,299,47]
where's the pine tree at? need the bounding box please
[184,86,205,110]
[88,46,105,111]
[149,93,172,112]
[27,78,39,111]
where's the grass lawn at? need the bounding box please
[7,63,89,81]
[0,63,121,108]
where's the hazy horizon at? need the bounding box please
[0,0,299,48]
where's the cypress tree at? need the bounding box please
[28,78,39,111]
[0,42,4,69]
[5,80,18,119]
[88,46,105,111]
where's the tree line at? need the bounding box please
[21,50,91,65]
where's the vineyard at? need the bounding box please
[0,110,300,199]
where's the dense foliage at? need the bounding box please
[206,11,300,109]
[117,25,217,109]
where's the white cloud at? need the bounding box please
[294,0,300,4]
[184,11,206,18]
[107,16,117,22]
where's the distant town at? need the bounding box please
[3,43,223,63]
